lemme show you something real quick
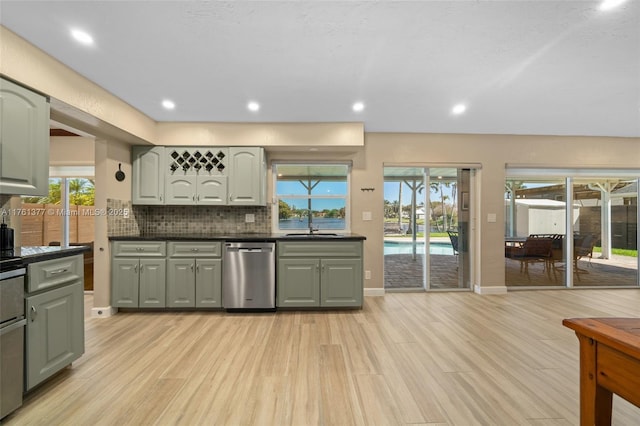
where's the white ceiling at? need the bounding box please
[2,1,639,137]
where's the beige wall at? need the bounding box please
[92,139,133,308]
[50,137,95,165]
[157,122,364,148]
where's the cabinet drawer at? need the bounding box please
[112,241,166,257]
[27,255,83,293]
[278,241,362,258]
[168,241,222,258]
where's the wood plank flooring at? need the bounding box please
[6,290,640,425]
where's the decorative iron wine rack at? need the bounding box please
[168,148,227,174]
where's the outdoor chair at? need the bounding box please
[447,230,459,257]
[575,234,597,267]
[509,236,555,281]
[531,234,565,272]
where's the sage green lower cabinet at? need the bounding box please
[320,258,363,307]
[112,258,166,308]
[277,258,321,307]
[111,241,167,308]
[25,255,84,391]
[167,242,222,308]
[194,258,222,308]
[277,241,363,308]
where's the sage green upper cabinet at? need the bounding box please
[0,78,50,196]
[165,147,228,205]
[132,146,165,204]
[228,147,266,206]
[131,146,266,206]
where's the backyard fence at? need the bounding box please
[20,203,95,246]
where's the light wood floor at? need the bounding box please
[6,290,640,425]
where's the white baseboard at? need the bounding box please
[364,288,385,297]
[91,306,117,318]
[474,285,508,295]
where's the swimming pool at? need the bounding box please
[384,241,454,255]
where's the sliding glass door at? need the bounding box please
[505,169,638,288]
[383,166,473,290]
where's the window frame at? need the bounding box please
[271,161,352,234]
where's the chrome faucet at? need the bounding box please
[308,210,318,234]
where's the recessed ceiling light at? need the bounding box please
[352,102,365,112]
[247,101,260,112]
[70,29,94,45]
[452,103,467,115]
[599,0,627,11]
[162,99,175,110]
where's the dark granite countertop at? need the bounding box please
[17,245,91,265]
[109,233,366,242]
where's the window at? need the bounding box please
[273,163,350,233]
[21,174,95,246]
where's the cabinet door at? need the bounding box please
[25,281,84,390]
[167,258,195,307]
[195,258,222,308]
[132,146,165,204]
[320,258,363,307]
[277,258,320,307]
[197,175,227,205]
[111,258,140,307]
[228,147,265,206]
[139,259,166,308]
[165,174,197,205]
[0,78,50,196]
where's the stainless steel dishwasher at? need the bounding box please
[223,242,275,310]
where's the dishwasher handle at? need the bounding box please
[226,246,273,253]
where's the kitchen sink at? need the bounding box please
[284,232,342,237]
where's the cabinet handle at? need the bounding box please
[191,264,194,272]
[140,265,144,273]
[193,195,196,201]
[160,195,163,201]
[197,194,200,201]
[196,265,200,273]
[50,268,68,275]
[134,264,138,273]
[229,193,233,201]
[191,248,199,252]
[30,306,37,322]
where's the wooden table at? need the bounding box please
[563,318,640,425]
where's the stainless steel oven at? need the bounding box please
[0,264,26,420]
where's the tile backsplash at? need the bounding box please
[107,199,271,236]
